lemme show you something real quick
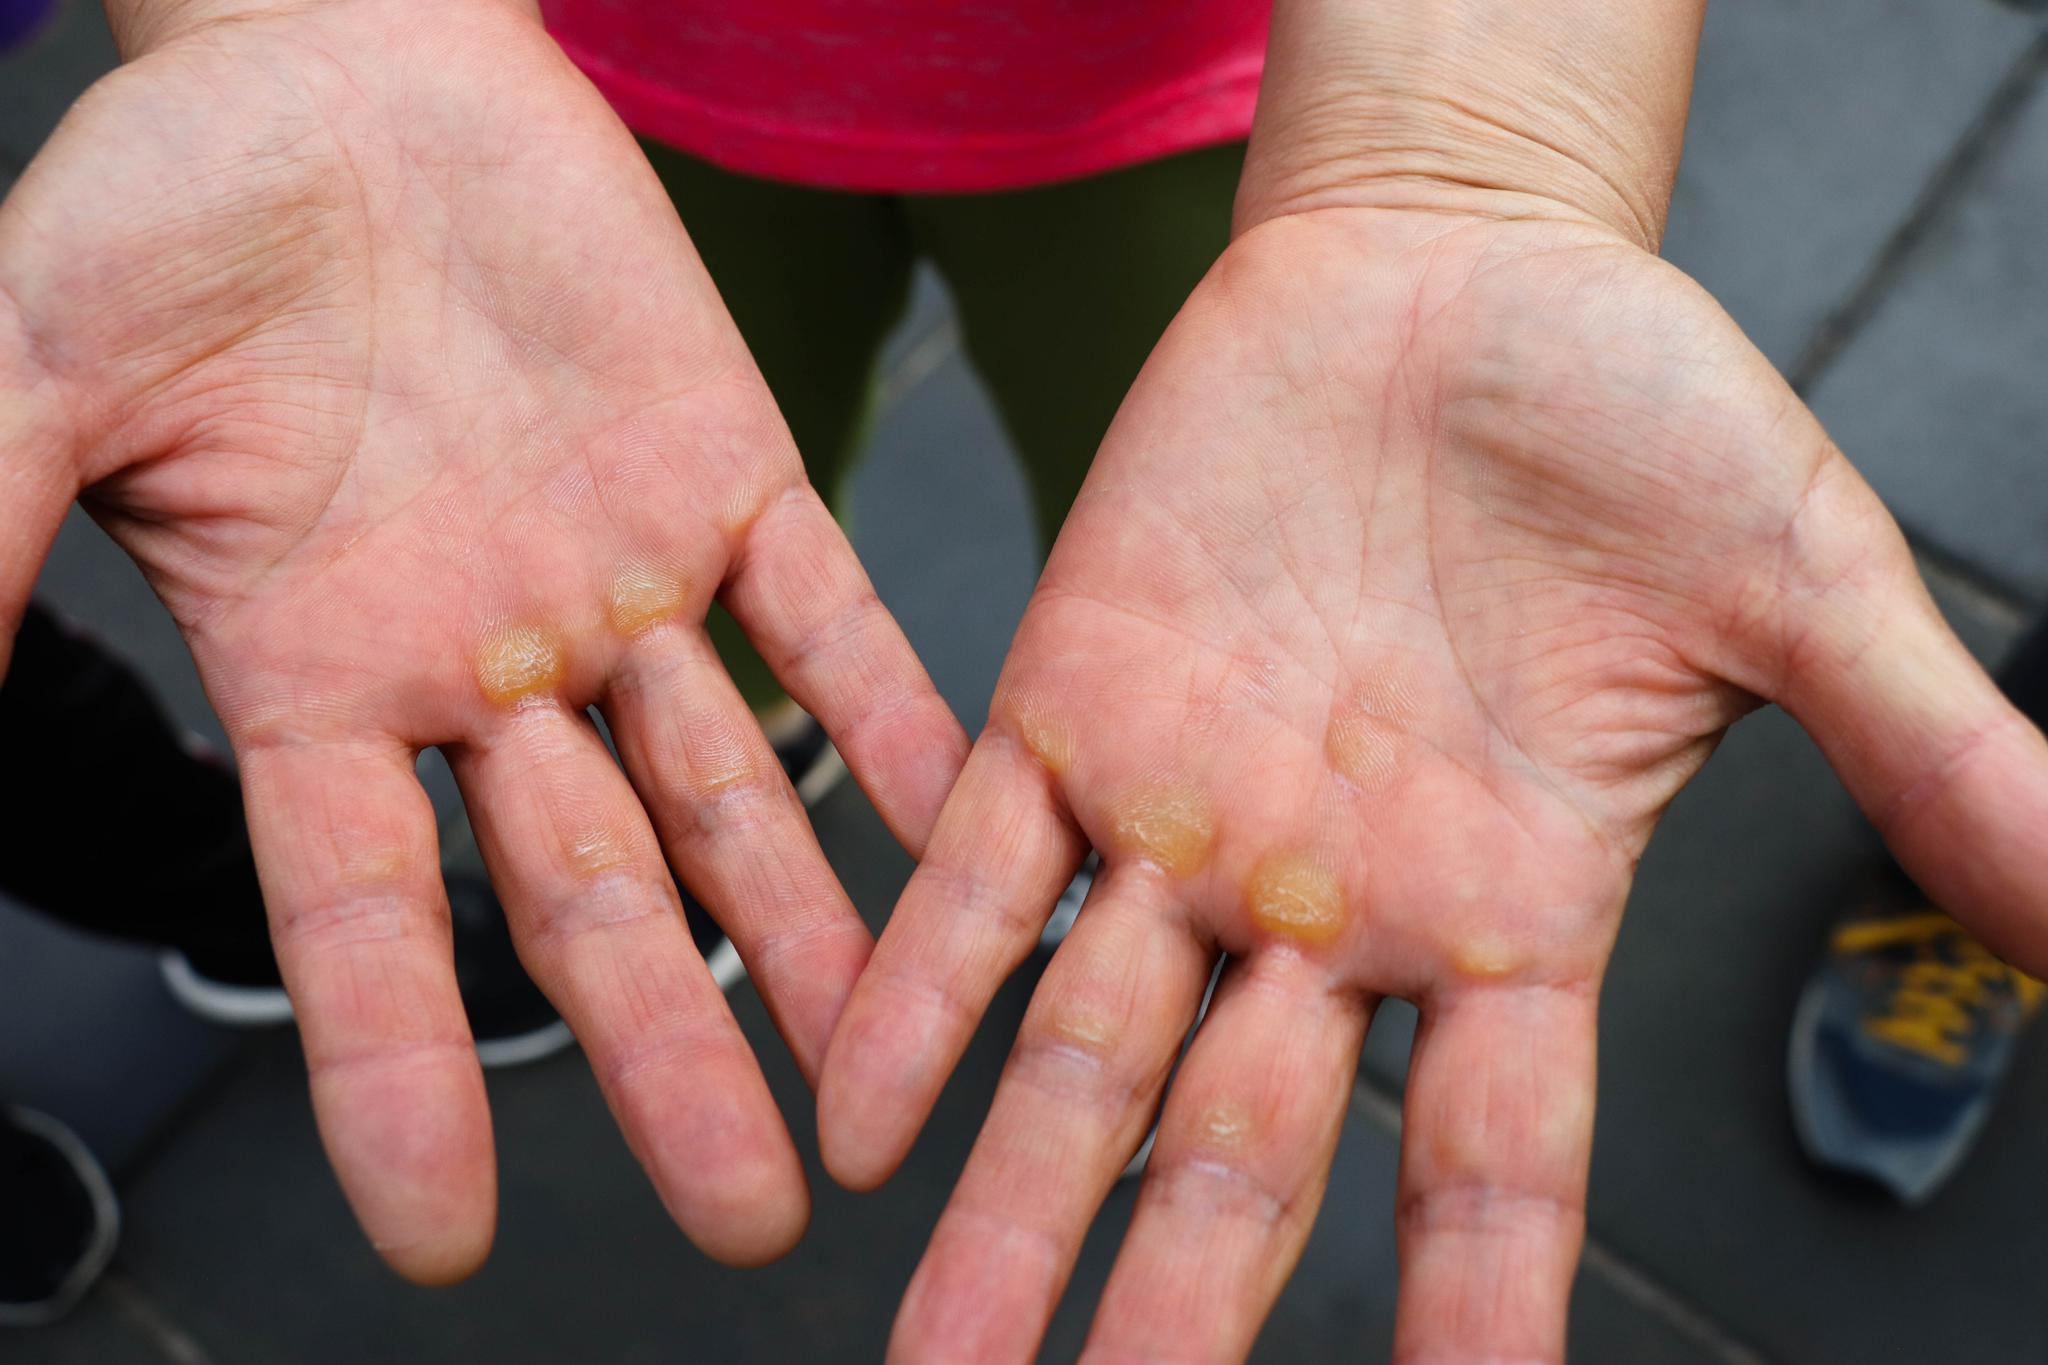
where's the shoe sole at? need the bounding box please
[474,1019,578,1070]
[164,952,580,1071]
[159,951,295,1027]
[704,936,747,992]
[165,946,749,1068]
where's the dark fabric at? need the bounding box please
[636,138,1243,709]
[0,604,272,970]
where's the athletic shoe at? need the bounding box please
[163,873,574,1069]
[0,1108,119,1327]
[1788,867,2045,1203]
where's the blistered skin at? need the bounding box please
[1451,935,1519,981]
[1326,675,1421,795]
[564,824,636,880]
[1046,1005,1117,1054]
[1193,1099,1254,1152]
[476,625,567,706]
[1327,706,1404,794]
[1245,853,1346,946]
[1109,783,1215,878]
[1010,694,1076,776]
[609,566,688,636]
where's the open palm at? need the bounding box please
[818,207,2048,1361]
[0,0,965,1280]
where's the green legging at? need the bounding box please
[639,138,1245,709]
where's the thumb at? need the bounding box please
[1769,451,2048,978]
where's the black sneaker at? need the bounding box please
[0,1109,119,1327]
[447,875,577,1068]
[162,873,575,1070]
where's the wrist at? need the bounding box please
[1237,0,1704,251]
[103,0,541,60]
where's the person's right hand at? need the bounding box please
[0,0,967,1280]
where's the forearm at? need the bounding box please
[1237,0,1706,248]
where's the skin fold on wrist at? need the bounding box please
[1235,0,1707,250]
[101,0,542,61]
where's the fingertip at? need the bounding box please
[815,1078,910,1194]
[819,1143,898,1196]
[686,1165,811,1268]
[627,1062,813,1265]
[1884,706,2048,979]
[380,1214,497,1286]
[816,1006,926,1192]
[327,1064,503,1293]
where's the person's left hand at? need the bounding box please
[815,203,2048,1361]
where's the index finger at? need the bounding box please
[817,732,1087,1189]
[722,484,970,855]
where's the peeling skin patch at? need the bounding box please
[1326,707,1405,793]
[339,843,411,888]
[1246,852,1346,946]
[686,710,761,801]
[564,825,636,880]
[1047,1006,1117,1055]
[609,565,688,636]
[1450,934,1518,981]
[476,625,567,706]
[1008,694,1075,776]
[1326,674,1421,795]
[1192,1099,1255,1152]
[1109,783,1214,877]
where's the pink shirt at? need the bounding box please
[540,1,1270,193]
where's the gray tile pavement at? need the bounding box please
[1589,702,2048,1365]
[1575,567,2044,1365]
[1664,0,2042,369]
[1808,40,2048,601]
[6,1287,179,1365]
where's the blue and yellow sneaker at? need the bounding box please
[1788,869,2045,1203]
